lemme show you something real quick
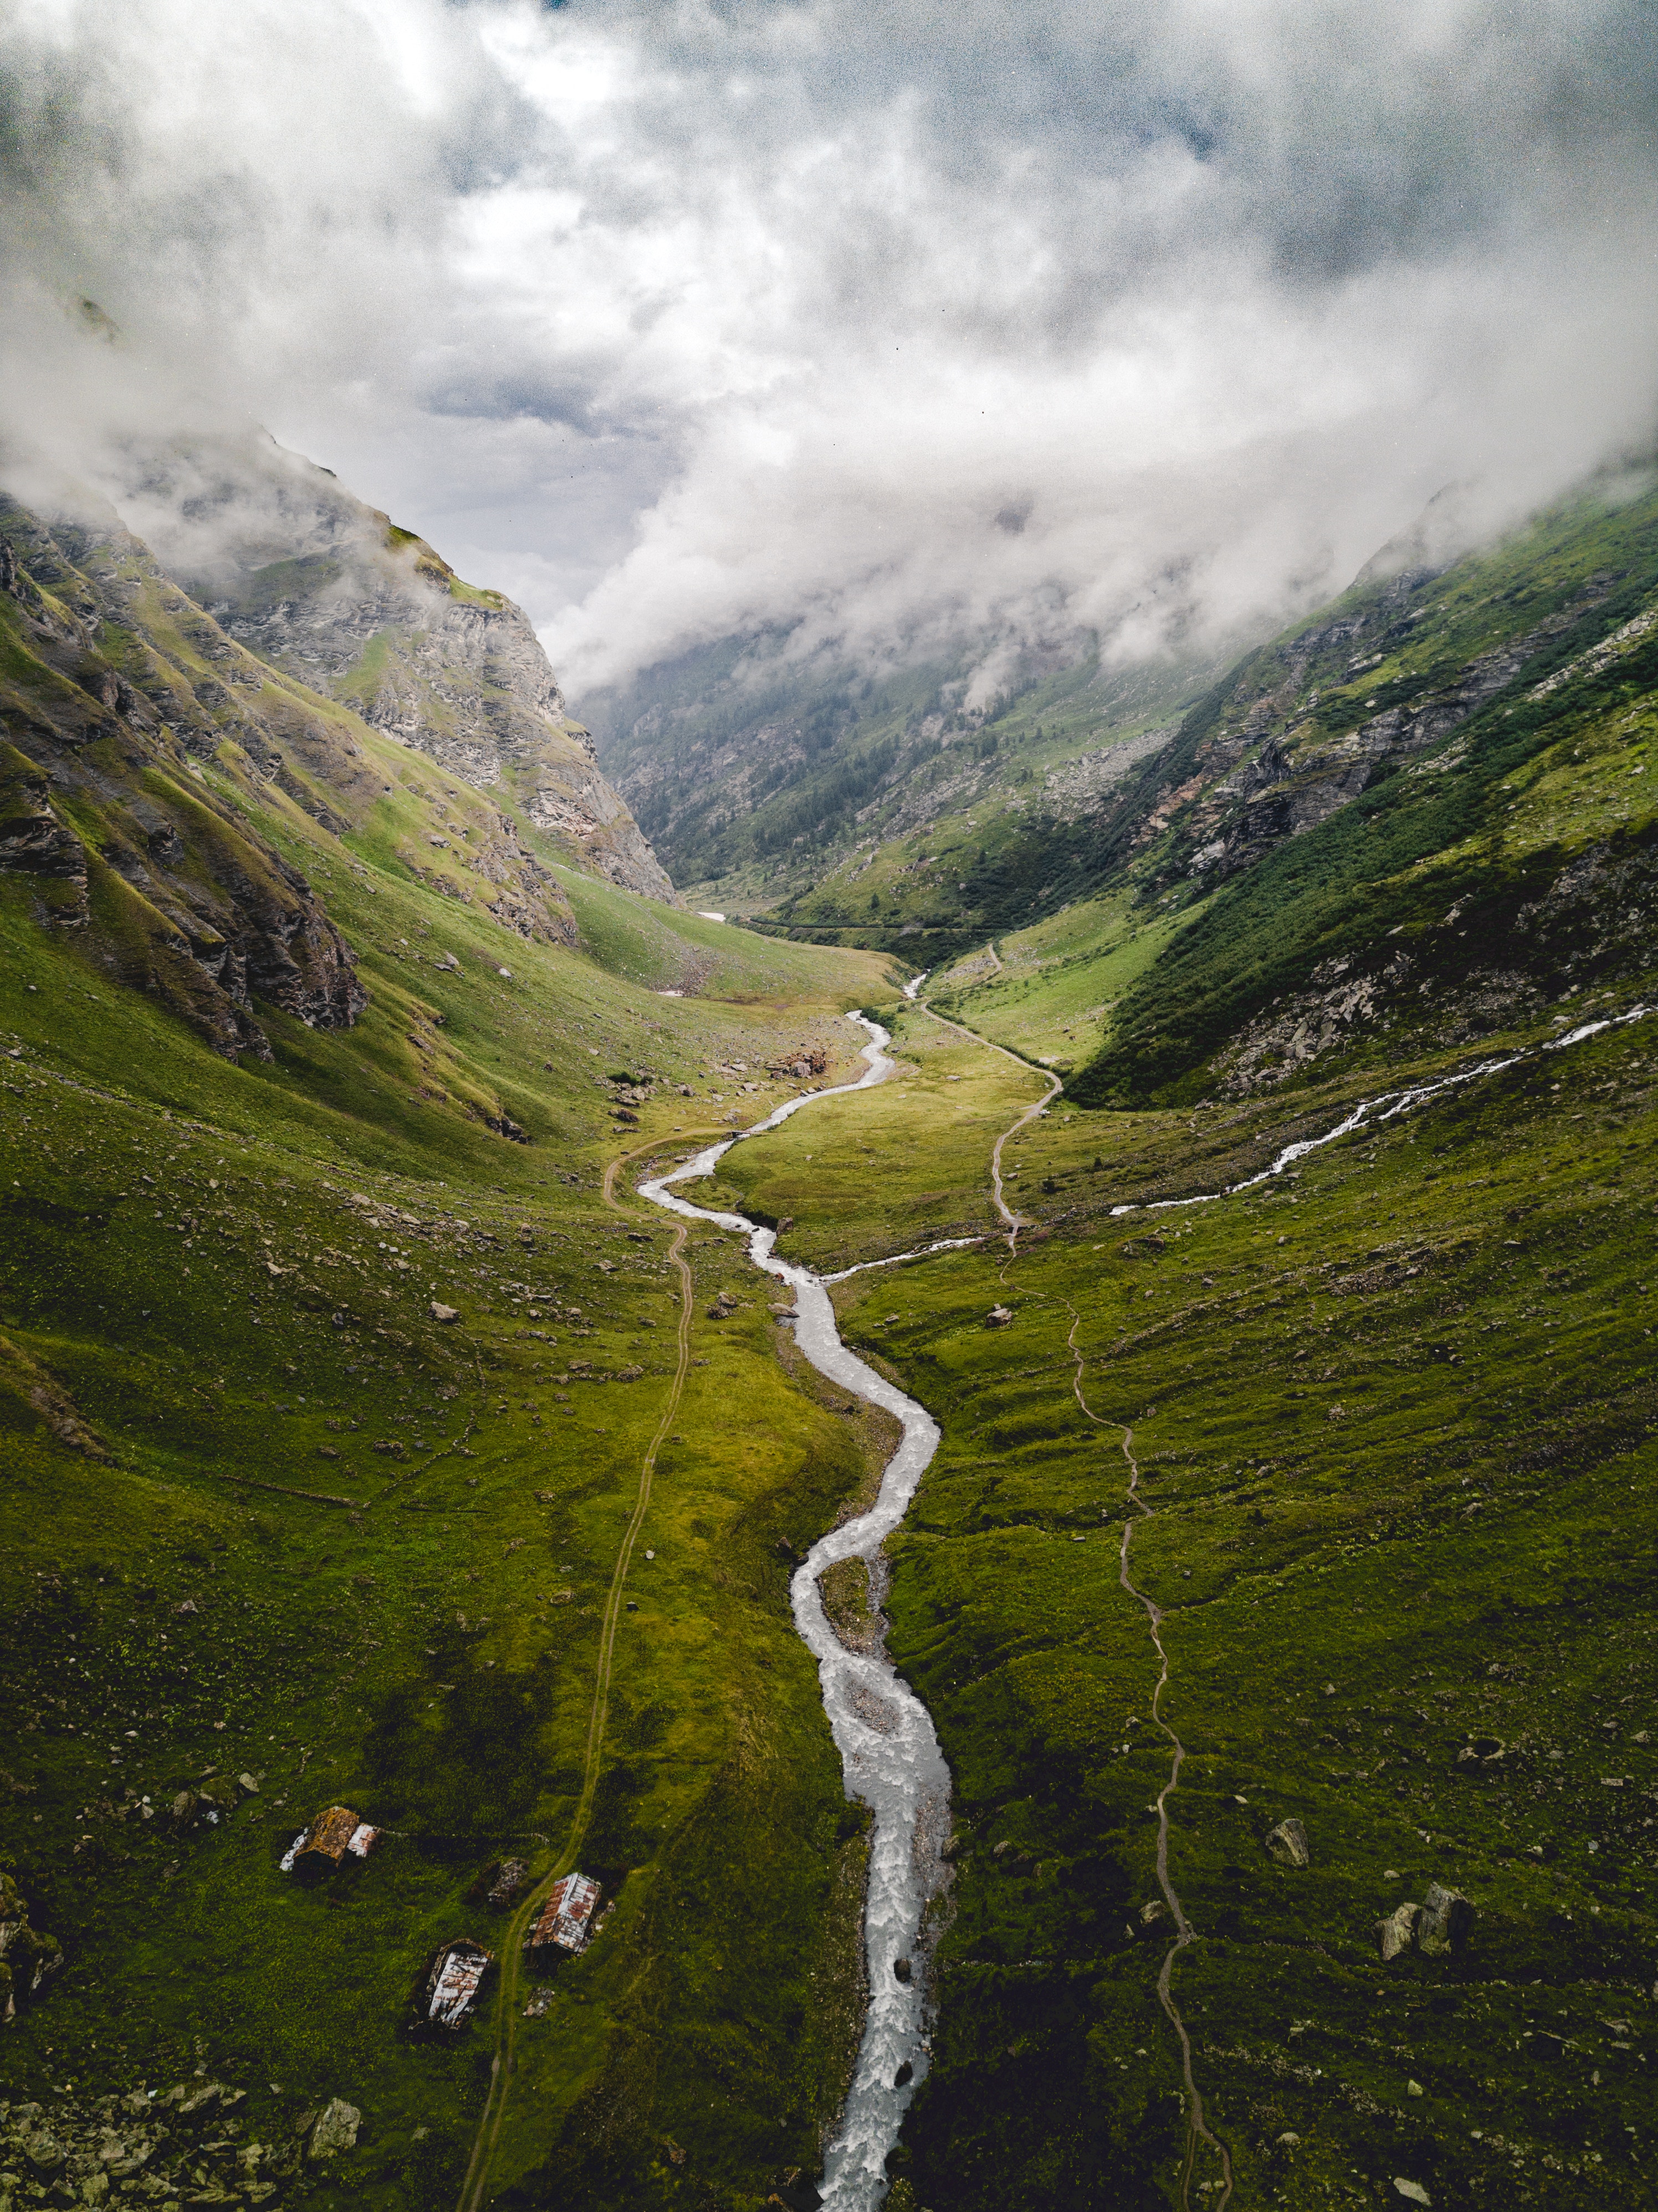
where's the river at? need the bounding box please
[638,1015,951,2211]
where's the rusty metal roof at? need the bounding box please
[526,1872,600,1955]
[286,1805,359,1869]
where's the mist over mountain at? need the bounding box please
[4,0,1658,704]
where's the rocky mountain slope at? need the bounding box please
[1056,468,1658,1104]
[587,633,1225,940]
[130,436,673,903]
[0,447,677,1064]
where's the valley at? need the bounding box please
[3,452,1656,2212]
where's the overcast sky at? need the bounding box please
[4,0,1657,702]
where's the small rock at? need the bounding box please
[306,2097,361,2161]
[1276,2132,1301,2148]
[237,1773,260,1797]
[1406,2078,1424,2097]
[18,2122,66,2173]
[1392,2182,1431,2206]
[430,1302,460,1324]
[1265,1817,1309,1868]
[985,1305,1014,1328]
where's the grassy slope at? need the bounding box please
[923,892,1207,1073]
[705,996,1657,2210]
[1070,484,1658,1107]
[0,771,908,2210]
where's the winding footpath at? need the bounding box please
[456,1168,703,2212]
[1063,1307,1234,2211]
[903,976,1062,1249]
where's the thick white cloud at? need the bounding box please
[2,0,1656,695]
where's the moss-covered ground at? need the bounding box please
[0,803,905,2209]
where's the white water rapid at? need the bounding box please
[638,1016,951,2212]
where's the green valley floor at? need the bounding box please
[3,795,1655,2212]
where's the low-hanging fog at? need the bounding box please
[3,0,1657,703]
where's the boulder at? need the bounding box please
[1377,1882,1472,1962]
[430,1302,460,1324]
[892,1957,912,1984]
[1265,1817,1310,1868]
[893,2060,913,2087]
[1376,1902,1422,1962]
[986,1306,1014,1328]
[1392,2183,1431,2205]
[306,2098,361,2160]
[1417,1881,1473,1957]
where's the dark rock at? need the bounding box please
[1417,1881,1473,1956]
[892,1957,912,1984]
[306,2097,361,2160]
[893,2060,913,2087]
[485,1858,531,1907]
[1265,1816,1310,1868]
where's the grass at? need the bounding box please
[699,993,1658,2209]
[0,783,909,2209]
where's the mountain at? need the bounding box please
[0,443,674,1063]
[587,630,1233,949]
[129,435,674,903]
[1056,472,1658,1103]
[595,469,1658,1072]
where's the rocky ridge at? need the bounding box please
[132,438,673,903]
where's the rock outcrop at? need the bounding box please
[1377,1880,1473,1962]
[1264,1816,1310,1867]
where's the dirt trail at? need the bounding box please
[454,1136,715,2212]
[912,999,1060,1246]
[1062,1307,1232,2210]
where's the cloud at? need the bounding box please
[3,0,1656,695]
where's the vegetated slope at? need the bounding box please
[127,433,673,900]
[587,630,1229,953]
[715,994,1658,2212]
[0,477,912,2206]
[1057,469,1658,1107]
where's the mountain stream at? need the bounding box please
[638,1016,953,2210]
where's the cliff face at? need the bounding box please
[126,438,676,903]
